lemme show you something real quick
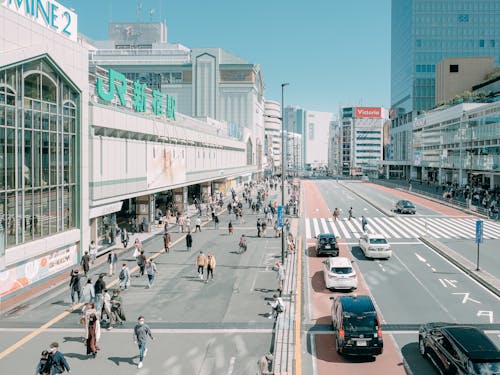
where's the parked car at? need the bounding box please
[419,322,500,375]
[330,295,383,357]
[395,199,416,214]
[358,233,392,259]
[316,233,339,257]
[322,257,358,291]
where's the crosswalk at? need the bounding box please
[305,217,500,240]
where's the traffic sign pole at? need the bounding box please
[475,220,483,271]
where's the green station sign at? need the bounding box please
[96,68,176,120]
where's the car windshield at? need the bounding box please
[369,238,388,245]
[320,238,336,244]
[344,314,377,333]
[402,201,414,208]
[331,267,353,274]
[469,360,500,374]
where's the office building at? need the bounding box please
[264,100,281,174]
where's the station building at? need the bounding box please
[0,2,259,302]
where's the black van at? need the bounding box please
[330,295,383,356]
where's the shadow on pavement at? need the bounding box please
[350,246,369,261]
[64,352,91,360]
[311,271,328,294]
[401,341,436,374]
[108,355,138,367]
[63,336,84,343]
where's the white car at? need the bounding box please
[359,233,392,259]
[322,257,358,291]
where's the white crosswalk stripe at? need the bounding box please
[305,217,500,240]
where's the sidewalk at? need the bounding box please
[0,199,223,316]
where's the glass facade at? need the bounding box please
[0,57,79,252]
[391,0,500,114]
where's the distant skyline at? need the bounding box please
[61,0,391,115]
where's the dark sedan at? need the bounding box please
[419,322,500,375]
[395,199,416,214]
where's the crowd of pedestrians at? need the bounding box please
[38,176,296,372]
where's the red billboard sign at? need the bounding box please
[355,107,382,118]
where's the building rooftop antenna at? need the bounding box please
[137,2,142,22]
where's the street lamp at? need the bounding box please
[281,83,289,264]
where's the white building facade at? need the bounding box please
[264,100,281,174]
[304,110,333,171]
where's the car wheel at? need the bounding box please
[419,336,426,356]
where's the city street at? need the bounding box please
[0,194,285,375]
[301,179,500,375]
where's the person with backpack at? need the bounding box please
[47,342,70,374]
[137,251,147,276]
[35,350,52,375]
[69,269,82,305]
[109,289,126,329]
[205,253,216,283]
[268,294,285,319]
[118,263,130,290]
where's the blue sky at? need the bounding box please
[61,0,391,115]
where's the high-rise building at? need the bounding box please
[391,0,500,116]
[283,106,333,174]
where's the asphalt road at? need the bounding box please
[302,179,500,375]
[0,189,285,375]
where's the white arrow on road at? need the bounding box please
[453,292,481,304]
[415,253,427,263]
[439,279,458,288]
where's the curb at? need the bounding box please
[339,181,395,217]
[419,236,500,297]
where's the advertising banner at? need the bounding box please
[355,107,382,119]
[147,144,186,190]
[0,244,78,297]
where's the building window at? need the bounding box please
[0,57,79,250]
[489,40,495,48]
[479,39,485,48]
[309,123,314,140]
[449,65,459,73]
[457,14,469,23]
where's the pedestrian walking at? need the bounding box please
[268,294,285,319]
[145,259,158,288]
[333,208,340,221]
[80,251,91,276]
[137,251,147,276]
[134,237,142,251]
[121,228,129,248]
[196,251,207,280]
[94,274,106,317]
[274,261,286,295]
[239,234,247,253]
[257,353,273,375]
[48,342,70,374]
[257,218,262,237]
[69,269,82,305]
[101,289,112,324]
[118,263,130,290]
[178,215,184,233]
[361,215,368,232]
[228,220,233,235]
[205,253,216,283]
[348,207,354,221]
[81,278,95,303]
[186,231,193,251]
[163,231,171,253]
[133,316,154,369]
[88,241,97,265]
[35,350,52,375]
[185,217,191,233]
[85,310,100,358]
[214,214,219,229]
[107,250,117,276]
[195,217,202,232]
[109,289,126,329]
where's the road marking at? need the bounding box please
[477,311,494,323]
[295,236,302,375]
[415,253,427,263]
[344,220,360,238]
[439,278,458,288]
[0,327,274,334]
[227,356,236,375]
[310,334,318,375]
[336,220,350,238]
[327,218,340,237]
[452,292,481,304]
[312,218,320,236]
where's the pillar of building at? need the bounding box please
[201,183,212,203]
[135,195,155,232]
[172,187,187,216]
